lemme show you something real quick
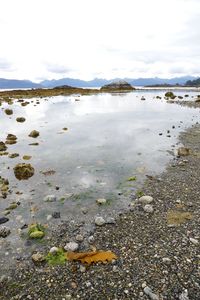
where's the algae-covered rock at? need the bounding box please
[31,252,45,262]
[30,231,45,239]
[0,142,7,152]
[5,134,17,145]
[177,147,191,156]
[28,130,40,138]
[16,117,26,123]
[8,153,19,159]
[100,80,135,92]
[165,91,176,99]
[4,109,13,115]
[13,163,35,180]
[23,155,32,160]
[28,224,45,239]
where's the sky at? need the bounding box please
[0,0,200,82]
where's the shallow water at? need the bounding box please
[0,90,200,267]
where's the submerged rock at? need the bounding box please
[31,252,45,262]
[5,134,17,145]
[0,226,10,238]
[4,108,13,115]
[0,142,7,152]
[0,217,9,225]
[13,163,35,180]
[16,117,26,123]
[44,195,56,202]
[138,195,153,204]
[100,80,135,92]
[8,153,19,158]
[29,130,40,138]
[143,204,154,213]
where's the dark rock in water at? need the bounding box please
[13,163,35,180]
[16,117,26,123]
[0,217,9,225]
[28,130,40,138]
[4,108,13,115]
[0,142,7,152]
[0,226,10,237]
[100,80,135,92]
[165,91,176,99]
[52,211,61,219]
[5,134,17,145]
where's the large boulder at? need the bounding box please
[100,80,135,92]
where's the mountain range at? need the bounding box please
[0,76,198,89]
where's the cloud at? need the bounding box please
[0,58,14,72]
[45,63,73,74]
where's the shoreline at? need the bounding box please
[1,122,200,299]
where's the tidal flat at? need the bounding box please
[0,89,200,299]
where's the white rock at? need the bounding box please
[44,195,56,202]
[80,265,86,273]
[144,286,159,300]
[95,216,106,226]
[139,195,153,204]
[49,247,59,255]
[179,289,189,300]
[76,234,84,242]
[162,257,171,264]
[96,198,107,205]
[189,238,199,245]
[47,215,52,221]
[64,242,79,252]
[143,204,154,213]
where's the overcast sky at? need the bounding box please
[0,0,200,81]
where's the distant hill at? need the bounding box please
[0,76,198,89]
[0,78,42,89]
[185,78,200,87]
[41,76,197,88]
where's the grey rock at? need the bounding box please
[139,195,153,204]
[88,235,95,244]
[179,289,189,300]
[144,286,159,300]
[189,237,198,245]
[64,242,79,252]
[143,204,154,213]
[52,211,60,219]
[96,198,107,205]
[95,216,106,226]
[106,217,116,224]
[0,226,10,238]
[80,265,86,273]
[76,234,84,242]
[44,195,56,202]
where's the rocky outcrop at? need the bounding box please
[100,80,135,92]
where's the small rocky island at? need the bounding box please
[100,80,135,92]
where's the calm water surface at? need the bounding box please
[0,90,200,266]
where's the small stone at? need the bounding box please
[49,247,59,255]
[96,198,107,205]
[106,217,116,224]
[88,235,95,244]
[162,257,171,264]
[47,215,52,221]
[31,252,45,262]
[95,216,106,226]
[4,108,13,115]
[44,195,57,202]
[143,204,154,213]
[81,207,88,214]
[80,265,86,273]
[76,234,84,242]
[144,286,159,300]
[0,226,11,237]
[85,281,91,288]
[189,237,198,245]
[113,266,118,273]
[64,242,79,252]
[138,195,153,204]
[179,289,189,300]
[52,211,60,219]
